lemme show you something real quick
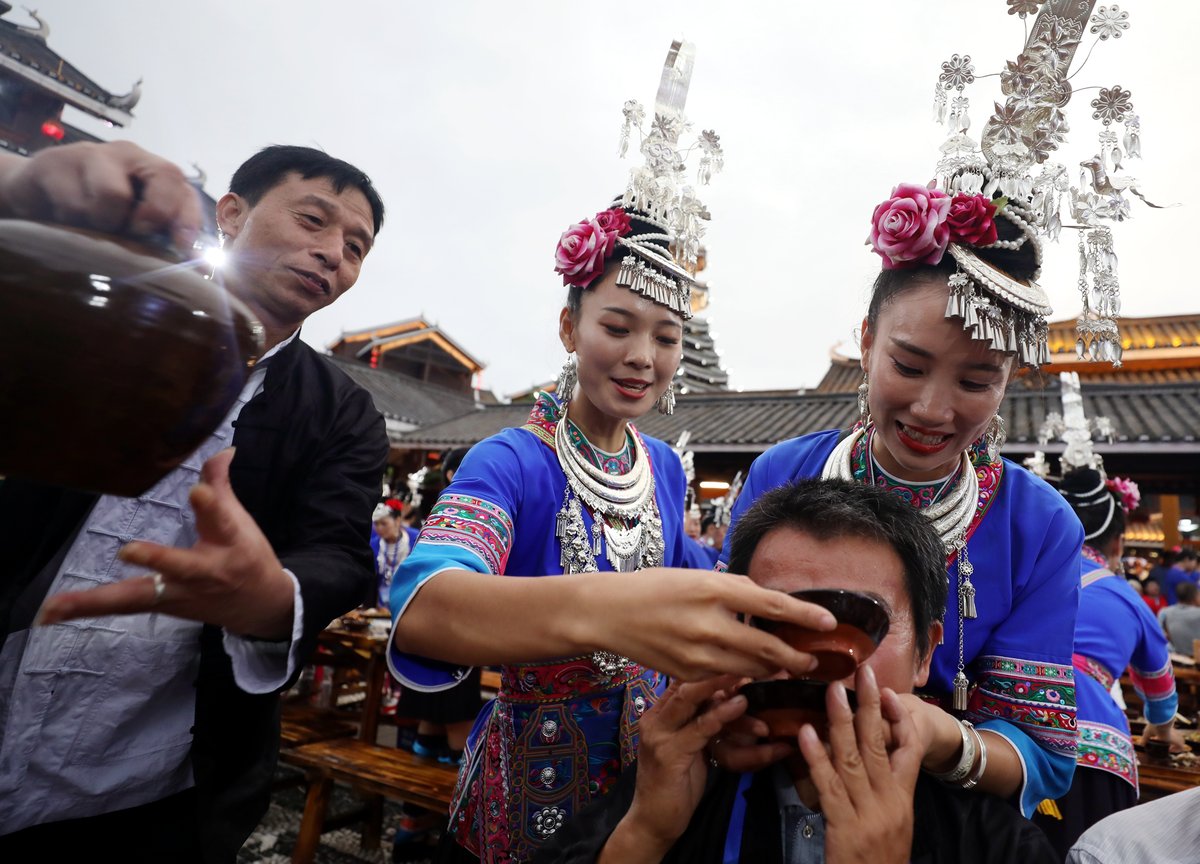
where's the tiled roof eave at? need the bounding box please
[0,51,130,125]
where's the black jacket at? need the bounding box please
[536,762,1059,864]
[0,336,388,861]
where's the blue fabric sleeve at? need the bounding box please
[968,491,1083,816]
[716,431,842,571]
[717,449,767,571]
[1125,583,1178,724]
[386,434,523,692]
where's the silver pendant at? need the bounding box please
[592,650,630,677]
[604,522,645,572]
[953,671,970,712]
[960,577,978,620]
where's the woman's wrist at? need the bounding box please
[921,707,971,774]
[556,570,610,655]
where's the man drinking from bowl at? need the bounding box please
[534,479,1058,863]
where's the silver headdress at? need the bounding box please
[614,40,723,317]
[552,41,721,320]
[927,0,1159,367]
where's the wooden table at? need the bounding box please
[315,623,390,744]
[1136,751,1200,802]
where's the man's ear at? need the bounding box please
[913,620,942,688]
[558,306,576,353]
[215,192,249,240]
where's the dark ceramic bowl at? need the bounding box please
[753,589,890,682]
[740,679,859,740]
[0,220,262,496]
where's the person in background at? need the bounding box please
[536,480,1057,864]
[1032,468,1182,857]
[1147,549,1176,597]
[373,498,413,608]
[680,507,720,569]
[1164,548,1198,605]
[699,513,726,553]
[0,141,389,861]
[1159,581,1200,657]
[1141,578,1168,615]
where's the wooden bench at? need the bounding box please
[280,703,358,749]
[480,668,501,694]
[281,738,460,864]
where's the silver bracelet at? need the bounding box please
[930,720,976,784]
[960,726,988,790]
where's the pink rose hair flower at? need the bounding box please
[946,193,999,246]
[1106,476,1141,514]
[868,183,952,269]
[554,208,634,288]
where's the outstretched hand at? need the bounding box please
[0,141,202,252]
[37,449,297,639]
[586,569,837,682]
[799,666,921,864]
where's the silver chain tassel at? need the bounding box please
[953,670,970,712]
[958,548,978,620]
[953,539,974,711]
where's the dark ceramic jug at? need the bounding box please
[0,220,263,496]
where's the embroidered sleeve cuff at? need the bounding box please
[974,717,1074,816]
[223,568,305,694]
[388,563,475,692]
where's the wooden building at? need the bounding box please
[367,312,1200,552]
[0,3,140,155]
[328,318,486,396]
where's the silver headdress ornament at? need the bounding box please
[615,40,723,318]
[711,469,743,529]
[929,0,1162,368]
[1035,370,1138,541]
[672,430,699,514]
[1034,370,1115,475]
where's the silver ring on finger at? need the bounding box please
[150,572,166,606]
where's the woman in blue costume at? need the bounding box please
[1032,467,1183,857]
[717,181,1083,817]
[386,201,834,864]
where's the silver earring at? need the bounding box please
[857,373,871,428]
[656,380,676,416]
[555,354,578,406]
[985,414,1007,460]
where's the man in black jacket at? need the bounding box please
[0,142,390,861]
[537,480,1057,864]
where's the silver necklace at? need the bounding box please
[823,426,981,709]
[552,413,665,677]
[553,411,664,575]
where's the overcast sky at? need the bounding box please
[37,0,1200,395]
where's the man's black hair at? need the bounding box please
[229,145,385,235]
[727,478,947,658]
[1178,581,1197,604]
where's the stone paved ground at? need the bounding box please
[238,767,439,864]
